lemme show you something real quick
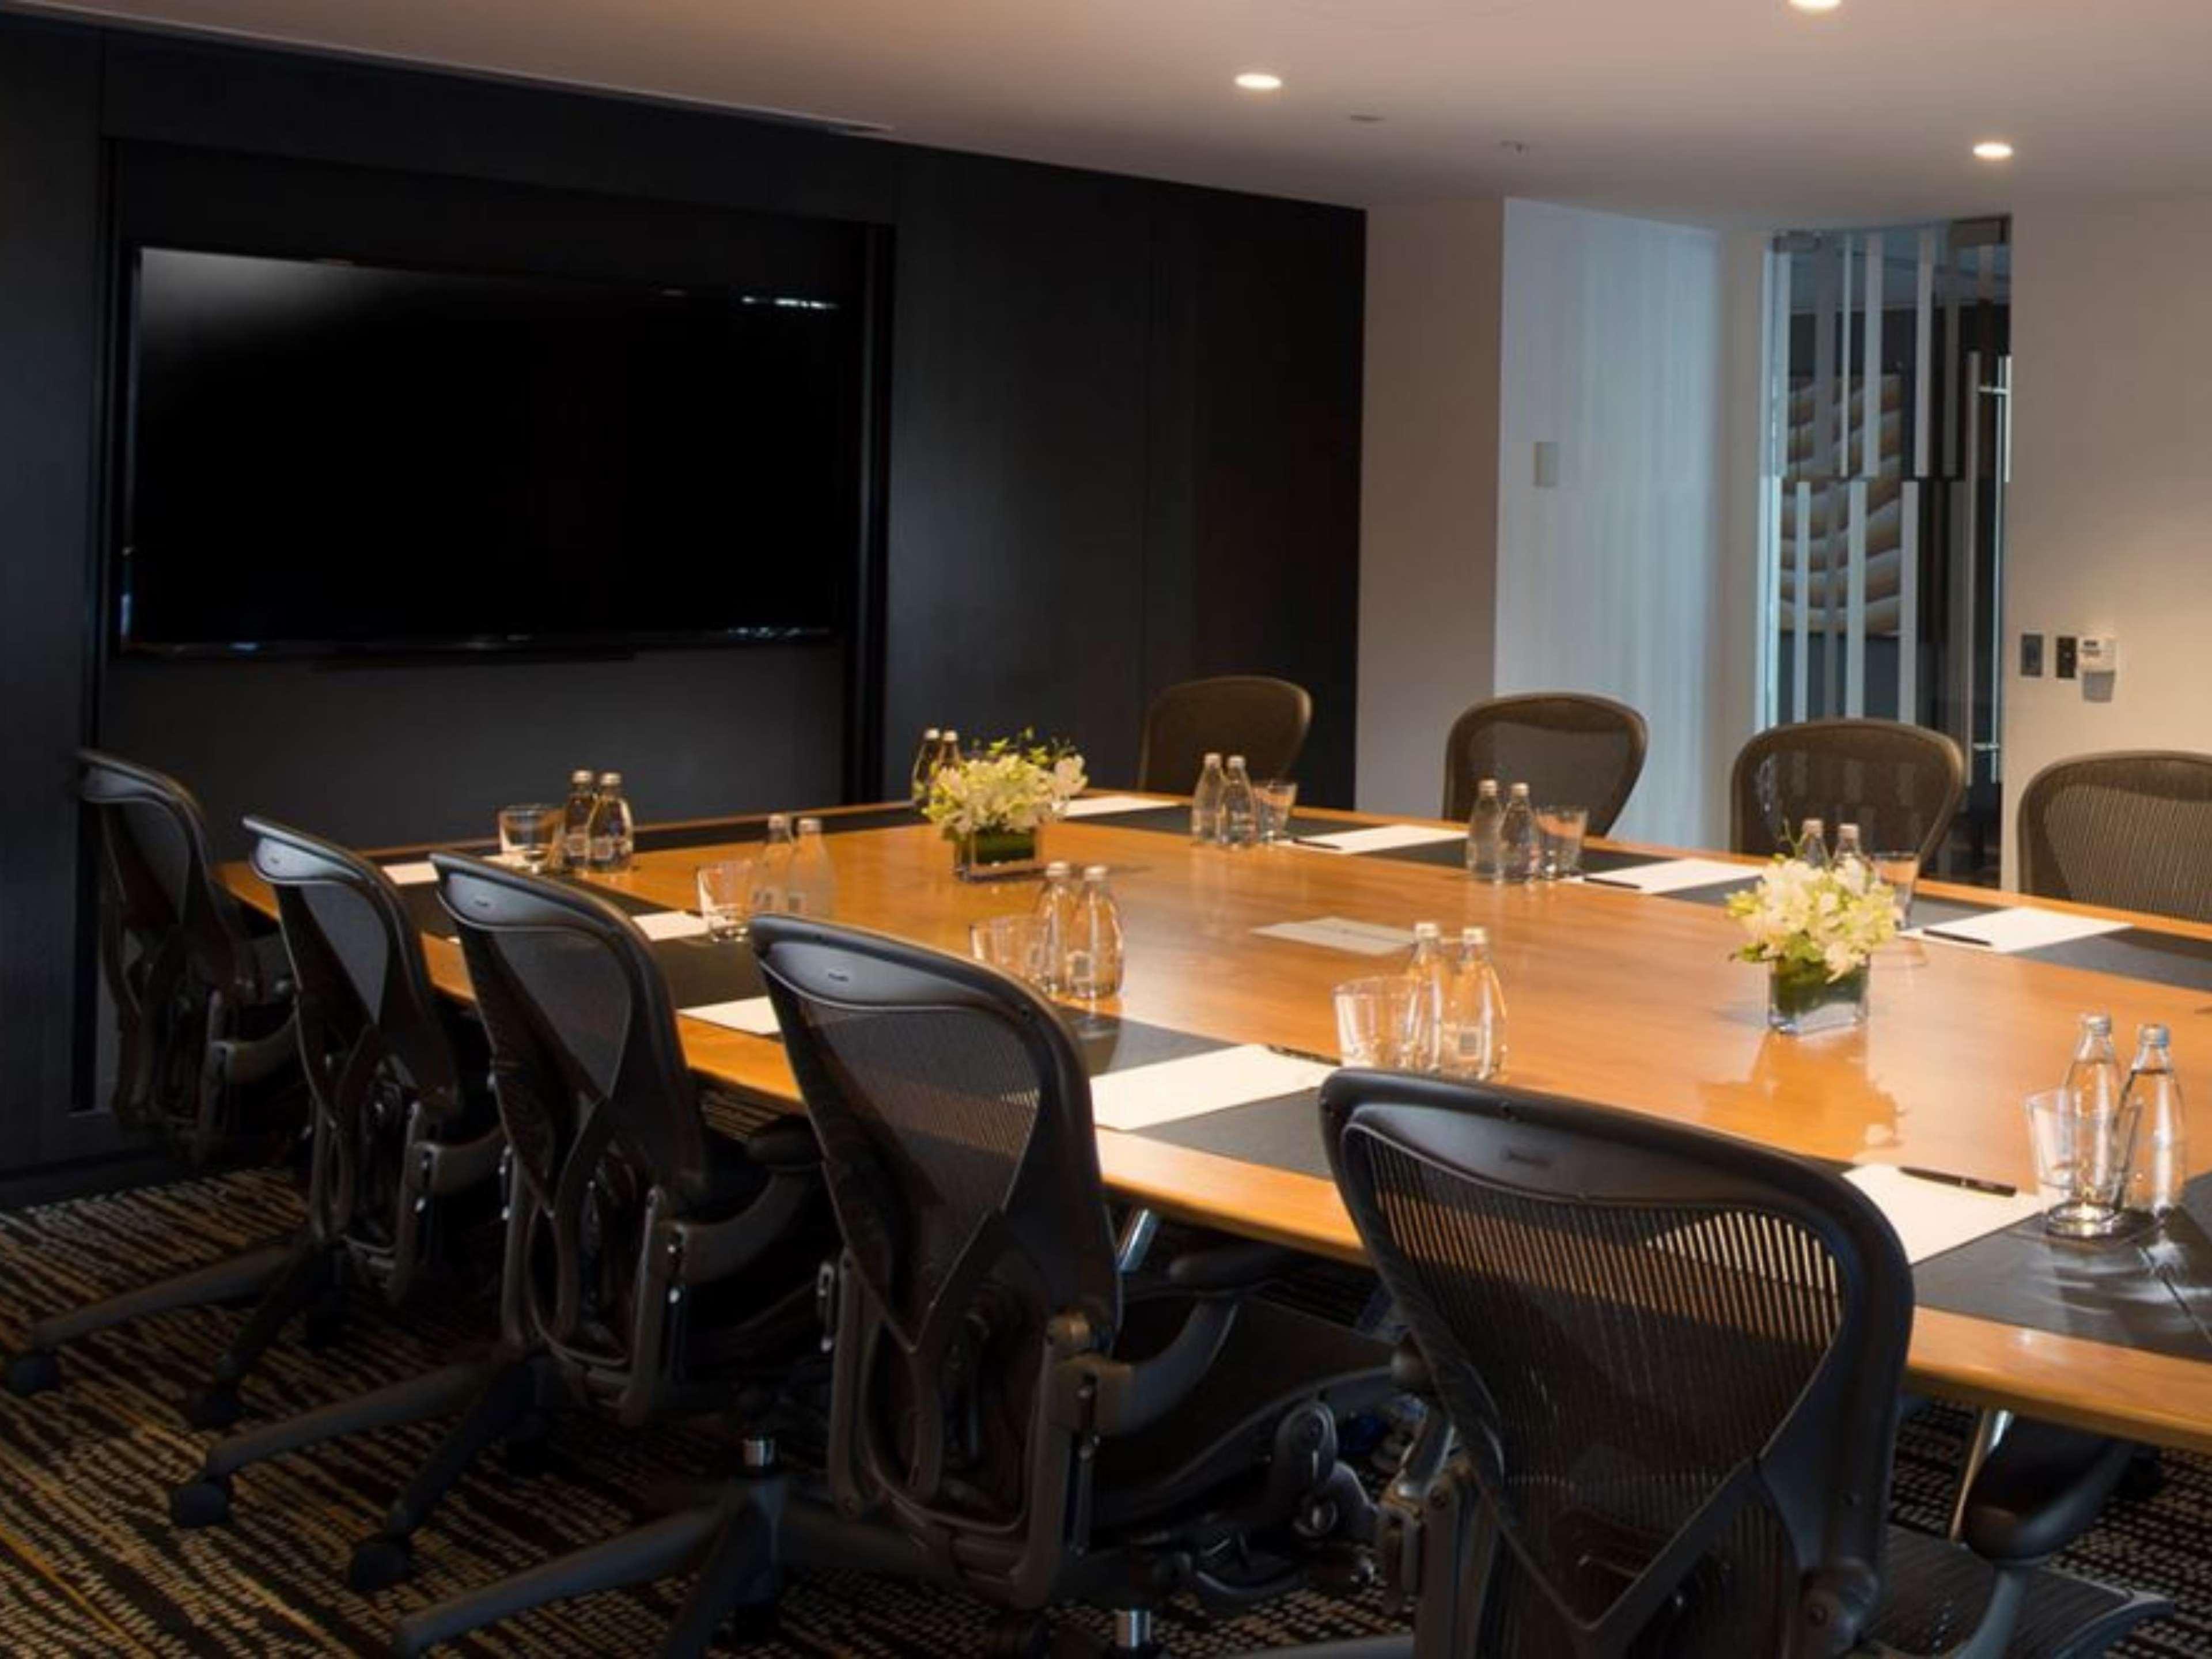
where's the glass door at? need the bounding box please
[1759,219,2010,880]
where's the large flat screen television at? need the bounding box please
[116,246,864,656]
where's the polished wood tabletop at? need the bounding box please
[222,798,2212,1453]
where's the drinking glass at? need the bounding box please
[1872,851,1921,923]
[970,915,1048,986]
[1255,780,1300,844]
[1333,976,1426,1069]
[695,859,756,942]
[2024,1085,2142,1239]
[1536,806,1589,880]
[497,804,561,873]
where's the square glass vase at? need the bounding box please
[1767,961,1869,1036]
[953,825,1043,882]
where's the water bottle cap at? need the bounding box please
[1478,778,1498,795]
[1802,816,1824,832]
[2142,1022,2172,1046]
[1413,921,1442,940]
[942,730,960,742]
[766,813,791,831]
[1228,754,1246,767]
[797,817,823,834]
[922,728,940,740]
[598,771,622,787]
[1082,864,1109,881]
[1509,782,1530,797]
[2082,1012,2112,1033]
[1461,926,1489,948]
[1203,751,1222,764]
[1044,861,1073,877]
[570,768,594,785]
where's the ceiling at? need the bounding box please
[22,0,2212,225]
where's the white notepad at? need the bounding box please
[1061,794,1165,819]
[1089,1044,1334,1133]
[1911,908,2129,955]
[632,910,712,942]
[680,997,781,1037]
[1843,1164,2045,1264]
[1293,824,1467,855]
[380,861,440,888]
[1251,916,1419,956]
[1584,858,1754,896]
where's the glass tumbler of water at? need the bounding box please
[1536,806,1589,880]
[1255,780,1299,844]
[970,915,1048,987]
[695,859,755,942]
[497,804,562,873]
[2024,1085,2141,1239]
[1333,976,1425,1069]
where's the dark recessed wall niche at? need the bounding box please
[0,12,1364,1182]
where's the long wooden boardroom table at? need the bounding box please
[222,794,2212,1456]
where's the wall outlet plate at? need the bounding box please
[2055,635,2078,680]
[2020,632,2044,677]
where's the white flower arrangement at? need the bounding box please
[921,733,1088,839]
[1725,855,1901,983]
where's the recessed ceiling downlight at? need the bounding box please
[1787,0,1842,12]
[1234,71,1285,92]
[1973,139,2016,161]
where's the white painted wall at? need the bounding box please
[1494,199,1730,846]
[2002,195,2212,881]
[1355,199,1505,817]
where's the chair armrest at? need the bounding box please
[1960,1419,2134,1566]
[668,1166,818,1287]
[423,1127,506,1198]
[1066,1299,1238,1438]
[1162,1239,1306,1296]
[741,1118,822,1173]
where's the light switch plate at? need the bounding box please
[2020,633,2044,677]
[2055,636,2078,680]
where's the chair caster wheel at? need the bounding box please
[184,1385,241,1431]
[986,1613,1051,1658]
[169,1476,233,1528]
[3,1351,59,1397]
[303,1306,345,1351]
[348,1534,415,1593]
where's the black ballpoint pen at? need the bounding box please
[1899,1165,2017,1198]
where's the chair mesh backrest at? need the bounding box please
[79,750,250,997]
[2018,752,2212,923]
[1137,675,1313,793]
[249,819,468,1249]
[753,918,1119,1524]
[436,855,718,1357]
[1730,719,1964,866]
[1325,1074,1907,1658]
[1444,695,1650,833]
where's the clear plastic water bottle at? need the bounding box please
[1221,755,1259,847]
[1066,865,1126,1000]
[938,730,964,777]
[1191,752,1227,842]
[2126,1022,2187,1216]
[1403,921,1449,1073]
[1796,817,1832,869]
[909,729,942,802]
[1466,779,1504,881]
[1442,926,1508,1081]
[783,817,836,918]
[1832,822,1869,882]
[752,814,795,914]
[560,768,597,872]
[1031,861,1080,993]
[1497,784,1538,884]
[588,771,633,872]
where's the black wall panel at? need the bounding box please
[0,18,1365,1181]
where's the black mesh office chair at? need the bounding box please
[167,820,506,1517]
[1137,675,1313,794]
[4,753,301,1400]
[391,917,1391,1658]
[1730,719,1965,868]
[1441,693,1649,833]
[357,853,828,1613]
[2017,752,2212,923]
[1285,1071,2166,1659]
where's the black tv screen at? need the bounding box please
[118,246,863,655]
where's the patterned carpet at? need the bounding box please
[0,1168,2206,1656]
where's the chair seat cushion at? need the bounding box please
[1090,1297,1391,1532]
[1870,1522,2166,1658]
